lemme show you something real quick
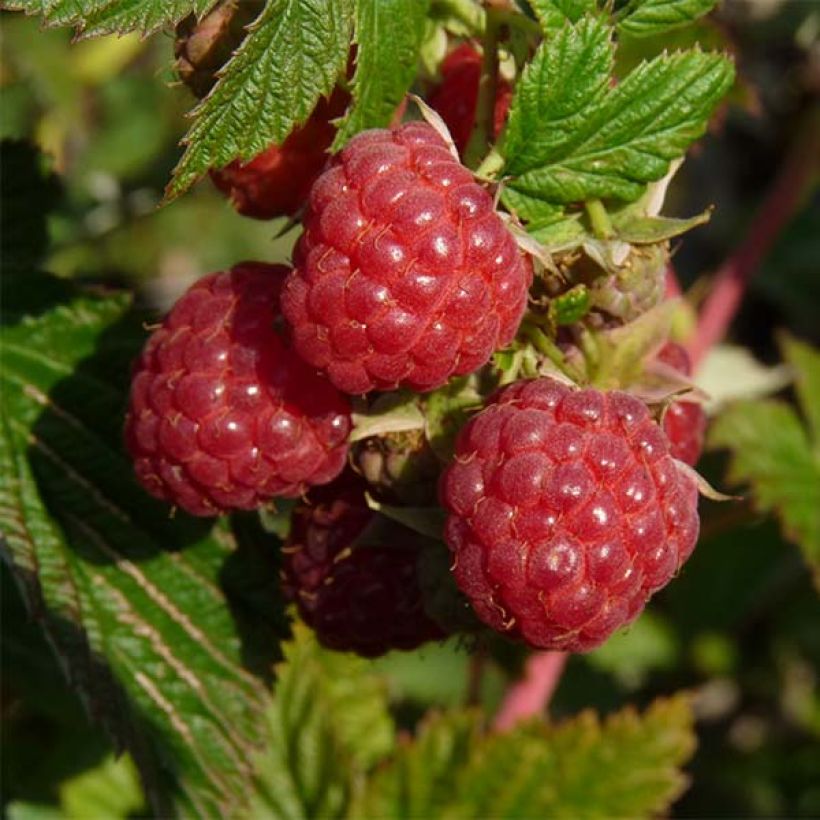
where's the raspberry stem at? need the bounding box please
[688,111,819,368]
[474,146,505,181]
[585,199,614,240]
[521,322,583,381]
[494,651,568,731]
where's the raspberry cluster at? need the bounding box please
[126,35,709,658]
[439,378,700,652]
[125,263,350,516]
[281,121,533,394]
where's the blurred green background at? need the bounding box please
[2,2,819,816]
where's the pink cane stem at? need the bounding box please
[688,116,820,368]
[494,650,568,731]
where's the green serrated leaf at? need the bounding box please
[529,214,589,249]
[529,0,597,31]
[247,623,394,819]
[709,399,820,587]
[1,0,214,37]
[503,15,733,205]
[60,755,145,820]
[332,0,429,149]
[446,695,695,818]
[501,186,566,228]
[350,710,480,819]
[618,0,718,39]
[168,0,354,198]
[0,294,288,815]
[504,16,614,183]
[781,334,820,447]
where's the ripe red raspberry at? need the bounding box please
[427,43,513,155]
[439,377,700,652]
[657,342,707,466]
[210,87,350,219]
[281,122,533,394]
[282,476,444,657]
[125,263,351,517]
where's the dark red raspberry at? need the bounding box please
[439,377,700,652]
[125,263,351,517]
[428,43,513,155]
[282,476,444,657]
[281,122,533,394]
[657,342,707,466]
[210,87,350,219]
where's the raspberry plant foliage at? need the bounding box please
[5,0,817,817]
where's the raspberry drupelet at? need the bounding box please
[281,121,533,395]
[125,263,351,516]
[440,377,700,652]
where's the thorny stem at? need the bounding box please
[688,112,820,368]
[494,651,569,731]
[463,8,502,169]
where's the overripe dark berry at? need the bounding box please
[282,475,444,657]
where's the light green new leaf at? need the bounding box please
[503,15,733,205]
[60,755,146,820]
[618,0,718,39]
[446,695,695,818]
[246,624,394,819]
[333,0,429,149]
[168,0,353,198]
[529,0,597,31]
[781,335,820,447]
[0,0,213,37]
[0,294,288,816]
[709,337,820,586]
[350,711,480,819]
